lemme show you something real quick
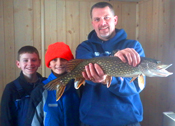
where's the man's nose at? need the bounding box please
[100,19,107,25]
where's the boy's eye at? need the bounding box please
[52,59,57,62]
[61,58,67,62]
[32,59,37,62]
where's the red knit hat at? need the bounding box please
[45,42,74,68]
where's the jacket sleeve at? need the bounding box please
[25,84,44,126]
[0,83,16,126]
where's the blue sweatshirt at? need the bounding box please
[26,72,80,126]
[76,29,145,126]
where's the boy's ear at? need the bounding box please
[16,60,21,68]
[38,59,41,67]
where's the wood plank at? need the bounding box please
[56,1,66,42]
[0,0,5,100]
[33,0,42,74]
[4,0,16,83]
[65,1,80,56]
[121,3,137,39]
[44,0,57,76]
[79,1,92,44]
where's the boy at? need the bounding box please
[25,42,80,126]
[0,46,46,126]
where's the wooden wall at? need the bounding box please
[139,0,175,126]
[0,0,174,126]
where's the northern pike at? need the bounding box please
[44,56,173,101]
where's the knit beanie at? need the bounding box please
[45,42,74,68]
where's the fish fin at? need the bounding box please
[104,75,112,88]
[138,75,145,90]
[44,74,68,90]
[56,86,66,101]
[66,59,84,72]
[44,78,60,90]
[130,76,137,83]
[74,77,85,89]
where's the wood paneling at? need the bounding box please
[139,0,175,126]
[0,0,174,126]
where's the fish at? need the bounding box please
[44,56,173,101]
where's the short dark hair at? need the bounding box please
[17,45,40,60]
[90,2,115,18]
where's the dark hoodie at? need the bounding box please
[76,29,145,126]
[0,72,45,126]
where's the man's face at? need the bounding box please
[91,6,118,41]
[16,53,41,77]
[49,58,68,75]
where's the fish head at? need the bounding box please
[139,57,173,77]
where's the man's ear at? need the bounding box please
[114,15,118,25]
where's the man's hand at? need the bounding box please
[82,63,107,84]
[82,48,141,83]
[114,48,141,67]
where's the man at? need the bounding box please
[76,2,145,126]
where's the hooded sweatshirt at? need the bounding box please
[76,29,145,126]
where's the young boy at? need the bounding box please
[0,46,46,126]
[25,42,80,126]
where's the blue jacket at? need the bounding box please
[76,29,145,126]
[26,72,80,126]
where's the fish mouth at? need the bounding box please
[157,64,172,69]
[149,69,173,77]
[149,64,173,77]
